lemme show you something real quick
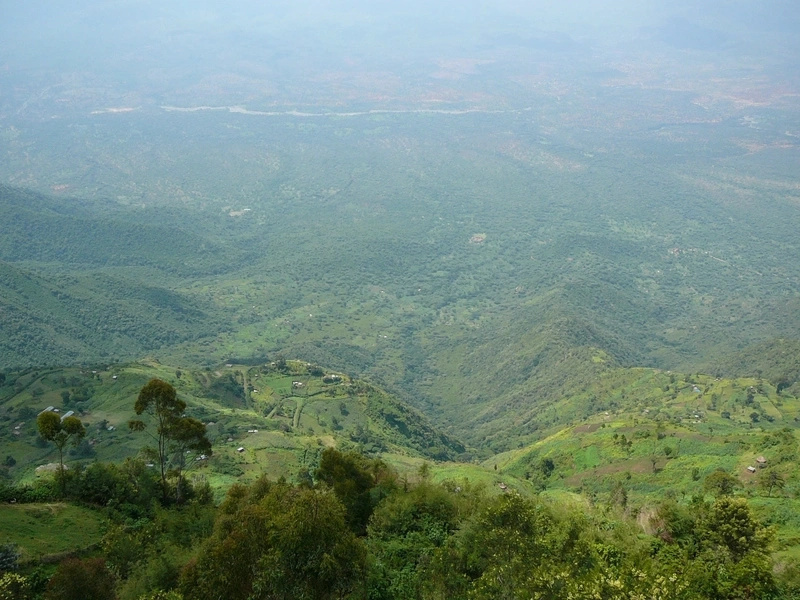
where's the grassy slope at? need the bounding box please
[0,359,466,491]
[490,368,800,552]
[0,502,107,562]
[6,359,800,556]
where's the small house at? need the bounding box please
[237,447,245,453]
[747,466,757,473]
[756,456,767,467]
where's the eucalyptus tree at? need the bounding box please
[129,378,210,503]
[36,411,85,496]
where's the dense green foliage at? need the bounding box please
[181,478,365,600]
[5,450,800,599]
[44,558,116,600]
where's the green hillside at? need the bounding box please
[0,360,465,491]
[488,368,800,553]
[0,503,107,563]
[5,361,800,600]
[704,338,800,392]
[3,104,800,446]
[6,358,800,555]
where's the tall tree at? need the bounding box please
[367,482,458,599]
[698,497,770,561]
[129,379,210,503]
[170,415,212,503]
[36,411,85,497]
[687,497,777,598]
[315,447,387,534]
[759,470,786,498]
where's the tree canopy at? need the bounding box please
[36,411,85,496]
[129,379,210,503]
[181,478,365,600]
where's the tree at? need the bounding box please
[539,457,555,478]
[759,470,785,498]
[45,557,115,600]
[610,481,628,509]
[699,497,770,561]
[169,415,212,503]
[36,411,85,496]
[0,544,19,573]
[686,497,777,598]
[367,482,458,598]
[129,379,210,503]
[315,447,384,534]
[703,469,739,497]
[180,480,365,600]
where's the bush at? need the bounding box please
[0,544,19,573]
[0,480,58,504]
[0,572,32,600]
[45,558,116,600]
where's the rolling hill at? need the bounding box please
[0,359,465,491]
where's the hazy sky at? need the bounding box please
[3,1,797,66]
[1,0,798,115]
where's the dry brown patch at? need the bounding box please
[637,506,660,536]
[497,140,584,172]
[573,423,600,434]
[563,458,654,486]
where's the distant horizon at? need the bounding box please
[2,1,798,120]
